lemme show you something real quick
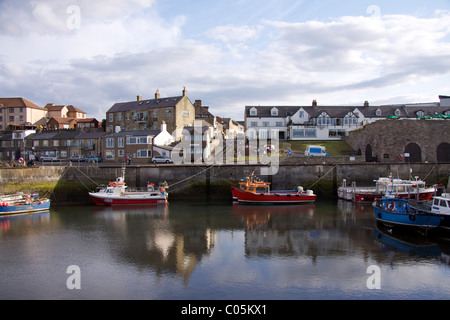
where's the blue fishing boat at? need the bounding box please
[0,193,51,216]
[373,196,442,230]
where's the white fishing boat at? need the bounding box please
[89,168,168,206]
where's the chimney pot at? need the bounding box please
[137,95,142,101]
[312,100,317,107]
[155,89,160,99]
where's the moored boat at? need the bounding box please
[231,173,316,205]
[0,193,51,216]
[373,196,442,230]
[89,168,168,206]
[339,175,435,203]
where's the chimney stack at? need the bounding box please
[137,95,142,101]
[183,86,187,97]
[155,89,160,99]
[364,101,369,107]
[312,100,317,107]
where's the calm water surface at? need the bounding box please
[0,200,449,300]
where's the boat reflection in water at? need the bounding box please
[374,226,442,258]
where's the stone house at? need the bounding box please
[102,122,174,164]
[106,87,195,140]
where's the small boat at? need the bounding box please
[339,175,435,203]
[89,168,168,206]
[372,183,442,231]
[0,193,51,216]
[231,173,316,205]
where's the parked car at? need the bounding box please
[40,155,59,161]
[69,155,85,162]
[151,155,173,163]
[85,155,102,163]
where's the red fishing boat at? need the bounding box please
[231,173,316,205]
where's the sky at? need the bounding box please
[1,0,450,121]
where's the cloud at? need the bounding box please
[1,1,450,123]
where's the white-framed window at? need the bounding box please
[416,111,424,118]
[271,108,278,116]
[376,109,382,116]
[127,136,149,144]
[118,137,124,148]
[395,109,401,116]
[137,149,152,158]
[250,121,258,127]
[250,108,257,116]
[109,113,113,122]
[105,150,115,160]
[106,138,114,148]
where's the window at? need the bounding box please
[271,108,278,116]
[106,138,114,148]
[137,149,152,158]
[182,111,189,117]
[166,109,172,119]
[118,113,122,121]
[105,150,115,160]
[153,110,157,118]
[118,138,124,148]
[9,108,14,113]
[262,122,270,127]
[276,122,283,127]
[376,109,382,116]
[416,111,424,118]
[127,136,149,144]
[395,109,401,116]
[109,113,113,122]
[250,122,258,127]
[250,108,257,116]
[53,140,59,147]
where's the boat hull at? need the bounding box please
[0,199,50,216]
[231,186,316,205]
[89,193,167,206]
[354,191,434,203]
[373,203,441,229]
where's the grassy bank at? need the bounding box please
[281,140,354,156]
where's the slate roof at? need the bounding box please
[107,96,184,113]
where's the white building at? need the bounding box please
[245,97,450,141]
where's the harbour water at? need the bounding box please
[0,200,449,300]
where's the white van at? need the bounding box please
[304,145,329,157]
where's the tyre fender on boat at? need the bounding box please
[387,202,395,211]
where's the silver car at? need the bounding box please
[151,156,173,163]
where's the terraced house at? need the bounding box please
[245,96,450,141]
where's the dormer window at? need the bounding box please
[376,109,382,116]
[271,107,278,116]
[249,107,257,116]
[416,110,424,118]
[395,109,401,116]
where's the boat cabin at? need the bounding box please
[239,177,271,194]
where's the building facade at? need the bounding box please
[105,87,195,140]
[245,97,450,141]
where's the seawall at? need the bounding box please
[0,162,448,204]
